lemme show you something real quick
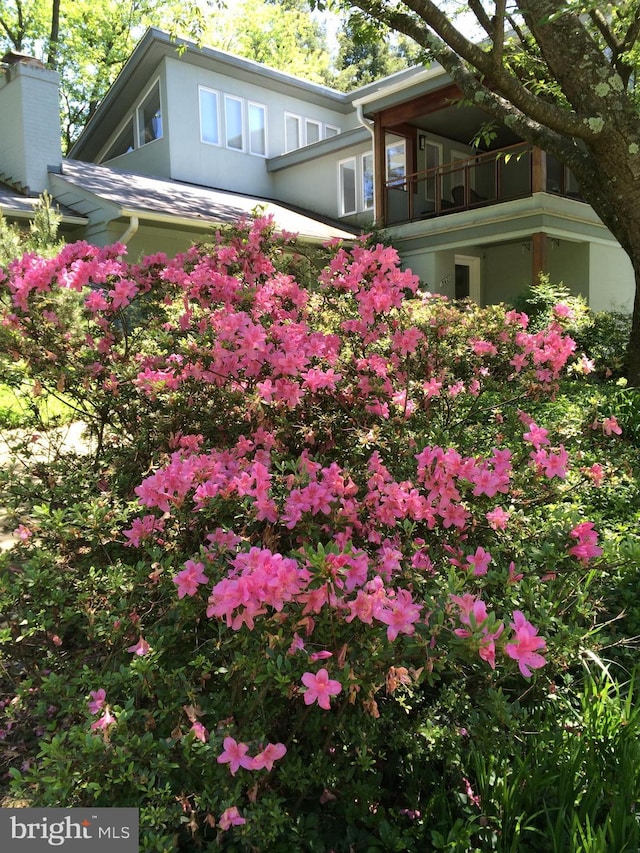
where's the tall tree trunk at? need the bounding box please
[47,0,61,70]
[627,269,640,387]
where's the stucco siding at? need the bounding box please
[271,142,373,223]
[159,56,349,197]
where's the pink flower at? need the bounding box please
[173,559,209,599]
[217,737,256,774]
[219,806,246,830]
[465,547,492,576]
[13,524,32,541]
[127,636,151,656]
[536,446,569,479]
[309,650,333,662]
[602,416,622,436]
[507,561,523,584]
[190,721,208,743]
[568,521,603,564]
[88,688,106,715]
[301,668,342,710]
[91,708,116,730]
[486,507,510,531]
[376,588,423,641]
[287,633,305,654]
[252,742,287,771]
[522,422,549,450]
[505,611,547,678]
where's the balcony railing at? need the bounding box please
[384,143,582,226]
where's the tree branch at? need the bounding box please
[492,0,506,70]
[467,0,492,38]
[349,0,601,140]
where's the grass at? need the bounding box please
[0,382,76,429]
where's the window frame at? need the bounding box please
[338,156,357,217]
[305,118,322,146]
[324,124,340,138]
[224,94,245,151]
[385,139,406,189]
[248,100,267,157]
[284,112,302,153]
[137,79,163,147]
[102,119,135,162]
[199,85,221,146]
[362,151,374,210]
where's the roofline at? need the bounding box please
[351,64,448,107]
[0,205,87,226]
[70,27,351,160]
[115,206,356,244]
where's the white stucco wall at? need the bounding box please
[162,57,348,197]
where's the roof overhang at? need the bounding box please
[48,160,358,245]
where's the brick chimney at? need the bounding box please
[0,51,62,194]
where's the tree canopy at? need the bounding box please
[321,0,640,384]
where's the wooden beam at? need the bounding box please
[377,83,462,129]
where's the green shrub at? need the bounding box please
[0,221,638,850]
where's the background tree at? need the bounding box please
[317,0,640,385]
[201,0,334,85]
[332,8,423,89]
[0,1,218,150]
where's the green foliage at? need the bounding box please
[513,277,631,379]
[0,192,64,268]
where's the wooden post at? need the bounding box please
[531,232,547,284]
[531,147,547,193]
[374,113,386,225]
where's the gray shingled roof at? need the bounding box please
[0,181,85,222]
[51,160,358,243]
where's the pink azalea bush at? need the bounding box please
[1,217,631,851]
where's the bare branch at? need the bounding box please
[492,0,506,70]
[467,0,493,38]
[620,5,640,56]
[589,8,620,56]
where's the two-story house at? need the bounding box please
[0,27,634,312]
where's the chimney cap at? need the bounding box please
[1,51,46,69]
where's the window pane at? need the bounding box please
[225,96,243,150]
[386,141,406,187]
[340,159,356,215]
[200,88,219,145]
[285,114,300,152]
[424,141,440,202]
[103,121,134,161]
[138,82,162,145]
[306,120,321,145]
[362,152,373,209]
[324,125,339,138]
[248,103,266,156]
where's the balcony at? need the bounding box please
[384,143,582,226]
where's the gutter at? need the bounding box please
[351,66,443,108]
[356,103,376,211]
[115,208,355,246]
[118,214,139,244]
[0,205,87,226]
